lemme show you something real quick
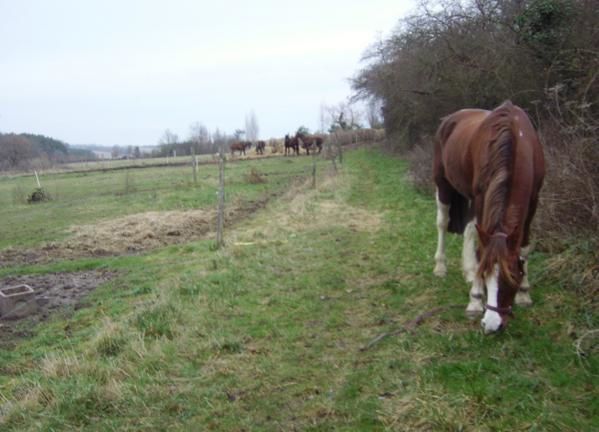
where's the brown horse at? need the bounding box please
[230,141,251,156]
[432,101,545,334]
[284,134,299,156]
[255,140,266,155]
[296,132,323,155]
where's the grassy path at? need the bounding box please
[0,148,596,431]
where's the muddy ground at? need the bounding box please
[0,270,115,347]
[0,182,295,346]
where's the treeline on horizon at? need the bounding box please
[352,0,598,249]
[0,133,96,171]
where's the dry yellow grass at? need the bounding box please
[66,209,216,255]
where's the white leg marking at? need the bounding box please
[481,266,502,334]
[515,245,533,307]
[463,220,484,317]
[466,275,485,318]
[434,189,449,277]
[462,220,478,282]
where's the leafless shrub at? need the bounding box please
[27,187,51,203]
[245,168,266,184]
[535,124,599,251]
[405,142,434,195]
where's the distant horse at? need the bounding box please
[432,101,545,334]
[256,140,266,155]
[284,134,299,156]
[295,132,323,155]
[230,141,251,156]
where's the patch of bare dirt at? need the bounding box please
[0,270,115,347]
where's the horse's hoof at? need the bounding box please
[515,292,533,307]
[433,265,447,277]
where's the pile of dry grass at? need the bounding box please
[60,209,216,256]
[404,141,434,195]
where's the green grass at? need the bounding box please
[0,156,316,249]
[0,148,596,431]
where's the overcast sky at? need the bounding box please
[1,0,415,147]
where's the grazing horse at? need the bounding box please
[296,132,323,155]
[284,134,299,156]
[433,101,545,334]
[230,141,251,156]
[256,140,266,155]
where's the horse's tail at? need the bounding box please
[477,101,516,279]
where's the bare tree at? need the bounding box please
[319,102,328,133]
[0,134,36,170]
[325,101,362,132]
[245,110,259,144]
[233,129,245,140]
[189,122,210,152]
[366,99,383,129]
[159,129,179,146]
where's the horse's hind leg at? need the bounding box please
[515,244,533,307]
[463,220,484,317]
[433,188,449,277]
[515,195,539,307]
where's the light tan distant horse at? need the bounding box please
[433,101,545,333]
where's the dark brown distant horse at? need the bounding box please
[230,141,251,156]
[256,140,266,155]
[296,132,323,155]
[432,101,545,334]
[284,134,299,156]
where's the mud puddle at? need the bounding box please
[0,270,115,347]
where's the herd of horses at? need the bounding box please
[229,132,324,156]
[283,132,323,156]
[229,140,266,156]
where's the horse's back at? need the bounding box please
[434,109,489,198]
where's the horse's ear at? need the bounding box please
[476,224,490,246]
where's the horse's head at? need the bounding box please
[476,226,525,333]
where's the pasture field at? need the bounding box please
[0,154,313,251]
[0,148,596,431]
[62,152,282,173]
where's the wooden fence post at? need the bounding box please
[216,141,225,249]
[311,149,317,189]
[191,148,197,185]
[335,133,343,165]
[34,170,41,188]
[328,137,337,173]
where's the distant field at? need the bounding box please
[0,153,320,250]
[64,151,280,172]
[0,147,595,431]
